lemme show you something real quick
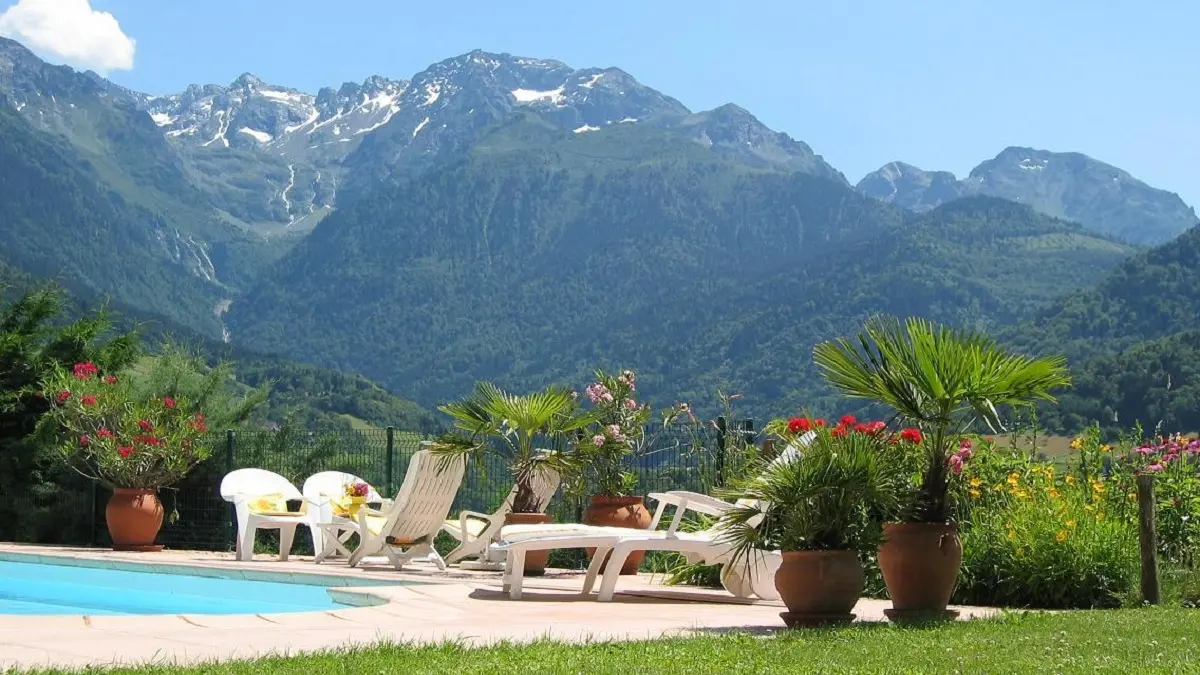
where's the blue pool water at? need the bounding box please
[0,560,353,615]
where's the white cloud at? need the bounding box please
[0,0,135,73]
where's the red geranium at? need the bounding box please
[831,425,849,438]
[787,417,811,433]
[814,418,826,428]
[97,427,114,439]
[137,419,153,432]
[117,446,134,459]
[56,390,71,404]
[900,428,923,444]
[72,362,99,380]
[79,435,90,447]
[839,414,857,426]
[163,396,177,409]
[81,395,97,407]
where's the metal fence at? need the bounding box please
[2,419,757,553]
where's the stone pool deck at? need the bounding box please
[0,544,999,671]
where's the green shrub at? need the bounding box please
[954,466,1138,608]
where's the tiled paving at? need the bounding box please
[0,544,999,671]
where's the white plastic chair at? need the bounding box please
[301,471,385,562]
[220,468,310,562]
[442,466,561,569]
[347,448,467,571]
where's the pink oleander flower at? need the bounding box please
[624,399,638,409]
[592,434,606,447]
[948,454,964,474]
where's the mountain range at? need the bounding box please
[1,35,1197,432]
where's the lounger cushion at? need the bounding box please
[443,518,490,538]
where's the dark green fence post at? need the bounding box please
[385,426,396,496]
[224,429,236,550]
[715,416,728,488]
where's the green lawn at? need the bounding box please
[20,608,1200,675]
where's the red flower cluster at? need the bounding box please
[79,435,90,447]
[56,390,71,404]
[102,375,118,385]
[133,435,164,447]
[191,413,208,433]
[900,428,923,444]
[137,419,153,433]
[97,428,114,439]
[788,415,889,439]
[81,395,97,407]
[163,396,177,409]
[117,446,134,459]
[72,362,99,380]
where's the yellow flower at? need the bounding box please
[969,488,981,499]
[1064,475,1076,486]
[1007,472,1021,486]
[1070,438,1083,450]
[1049,487,1062,499]
[1056,530,1069,542]
[992,483,1004,492]
[1091,481,1106,494]
[1066,519,1077,529]
[1101,445,1113,453]
[969,477,983,488]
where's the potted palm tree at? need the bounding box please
[813,316,1070,621]
[431,381,590,575]
[720,416,908,627]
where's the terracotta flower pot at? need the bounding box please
[775,550,864,627]
[505,512,553,575]
[878,522,962,622]
[583,495,652,575]
[106,488,164,552]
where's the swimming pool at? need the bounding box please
[0,559,382,616]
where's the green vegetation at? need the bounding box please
[17,609,1200,674]
[228,117,1133,422]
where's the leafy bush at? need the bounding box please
[952,439,1138,608]
[38,362,215,489]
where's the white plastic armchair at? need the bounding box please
[301,471,385,562]
[220,468,308,562]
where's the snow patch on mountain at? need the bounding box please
[512,86,565,104]
[238,127,272,143]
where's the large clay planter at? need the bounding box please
[878,522,962,622]
[775,550,864,627]
[583,495,652,575]
[105,488,164,552]
[505,512,553,575]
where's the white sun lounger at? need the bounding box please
[495,433,813,601]
[442,466,561,570]
[347,448,466,571]
[496,492,782,602]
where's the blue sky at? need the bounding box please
[3,0,1197,208]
